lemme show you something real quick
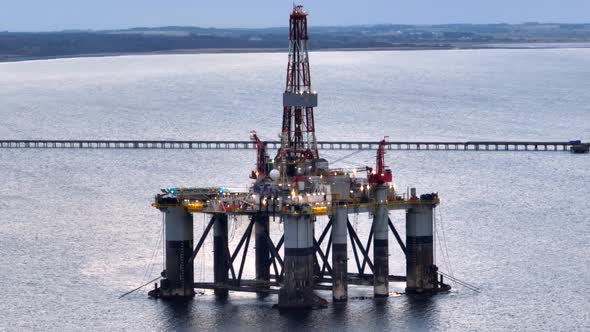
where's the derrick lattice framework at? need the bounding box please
[279,5,319,162]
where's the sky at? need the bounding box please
[1,0,589,32]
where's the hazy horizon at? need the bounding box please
[2,0,590,32]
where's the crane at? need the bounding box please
[250,131,268,179]
[368,137,393,185]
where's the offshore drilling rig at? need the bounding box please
[148,5,449,309]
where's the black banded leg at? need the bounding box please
[406,206,437,293]
[373,186,389,297]
[278,215,326,309]
[332,204,348,301]
[158,207,195,298]
[255,214,270,293]
[213,214,229,296]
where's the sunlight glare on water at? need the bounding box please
[0,49,589,331]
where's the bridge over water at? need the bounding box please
[0,139,587,152]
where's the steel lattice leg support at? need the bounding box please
[159,207,195,297]
[279,215,326,309]
[373,186,389,297]
[332,205,348,301]
[214,214,229,296]
[255,214,270,292]
[406,206,437,293]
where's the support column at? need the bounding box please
[254,214,270,291]
[406,205,437,293]
[332,204,348,301]
[213,214,229,296]
[278,214,326,309]
[373,186,389,297]
[159,207,195,297]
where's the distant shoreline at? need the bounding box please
[3,22,590,63]
[2,42,590,63]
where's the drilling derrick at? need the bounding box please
[275,5,326,309]
[278,5,319,165]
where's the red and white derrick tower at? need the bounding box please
[277,5,319,163]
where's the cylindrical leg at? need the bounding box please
[373,186,389,297]
[278,215,326,308]
[159,207,195,297]
[332,204,348,301]
[406,206,437,293]
[255,214,270,291]
[214,214,229,296]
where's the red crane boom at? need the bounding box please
[250,131,267,179]
[368,137,393,185]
